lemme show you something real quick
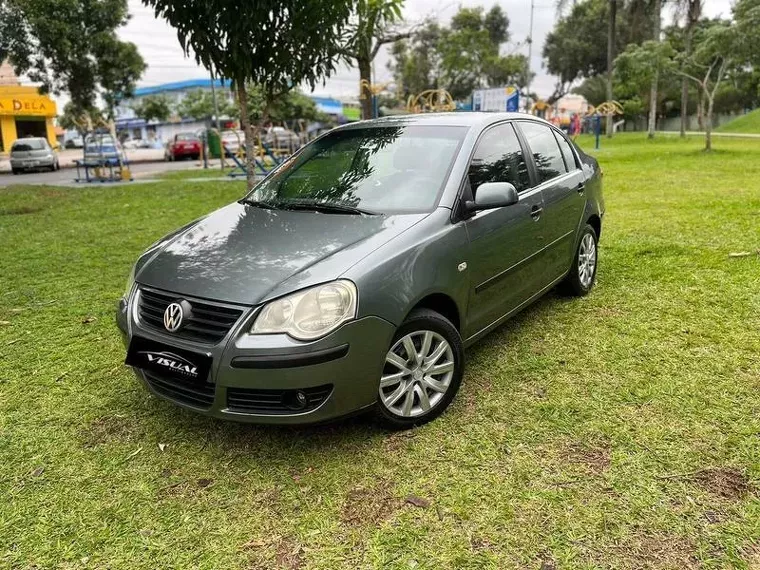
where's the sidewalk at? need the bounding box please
[658,130,760,138]
[0,148,166,173]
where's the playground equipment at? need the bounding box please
[220,128,286,179]
[585,100,624,149]
[70,113,132,183]
[406,89,456,114]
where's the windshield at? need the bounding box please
[12,140,45,151]
[246,125,467,214]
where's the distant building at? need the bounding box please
[114,78,235,143]
[115,79,350,143]
[0,61,58,153]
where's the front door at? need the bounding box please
[463,123,546,339]
[516,121,586,283]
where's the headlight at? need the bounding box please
[251,280,357,341]
[124,264,136,299]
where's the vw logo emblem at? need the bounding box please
[163,302,184,332]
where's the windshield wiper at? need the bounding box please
[282,201,380,216]
[239,198,281,210]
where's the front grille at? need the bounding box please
[137,287,244,344]
[227,384,333,415]
[144,371,216,409]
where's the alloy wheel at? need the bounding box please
[578,233,597,288]
[379,330,455,418]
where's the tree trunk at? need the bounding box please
[236,81,257,190]
[647,0,662,139]
[606,0,617,138]
[697,93,705,131]
[705,92,714,152]
[679,27,694,137]
[648,73,658,138]
[358,57,373,120]
[679,78,689,137]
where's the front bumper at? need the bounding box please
[116,291,395,424]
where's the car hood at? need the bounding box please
[135,202,425,305]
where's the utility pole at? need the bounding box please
[525,0,535,112]
[209,68,222,170]
[209,70,221,131]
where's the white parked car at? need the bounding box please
[10,138,59,174]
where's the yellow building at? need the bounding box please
[0,62,58,153]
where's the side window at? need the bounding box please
[518,122,567,184]
[468,123,530,193]
[553,131,578,171]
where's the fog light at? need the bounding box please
[283,390,309,411]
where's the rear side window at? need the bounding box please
[518,122,567,184]
[12,139,45,151]
[468,123,530,193]
[553,131,578,171]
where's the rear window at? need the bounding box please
[12,139,45,151]
[176,134,198,141]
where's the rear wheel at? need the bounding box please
[561,223,598,296]
[374,309,464,430]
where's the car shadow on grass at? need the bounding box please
[131,286,578,467]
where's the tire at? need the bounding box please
[374,308,465,430]
[561,223,598,296]
[12,168,19,175]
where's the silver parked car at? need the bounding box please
[118,113,604,429]
[10,138,59,174]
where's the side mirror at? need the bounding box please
[466,182,519,212]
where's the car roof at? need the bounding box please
[338,112,552,132]
[13,137,47,143]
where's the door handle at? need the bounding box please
[576,183,586,194]
[530,205,543,221]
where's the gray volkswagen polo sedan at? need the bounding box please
[117,113,604,429]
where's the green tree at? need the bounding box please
[58,102,104,135]
[543,0,652,104]
[176,89,235,120]
[389,5,530,102]
[388,21,443,99]
[132,94,173,123]
[143,0,352,189]
[0,0,144,118]
[615,19,739,151]
[239,87,325,124]
[341,0,409,119]
[97,38,147,119]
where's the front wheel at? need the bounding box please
[561,223,598,296]
[374,309,464,430]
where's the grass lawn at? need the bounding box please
[716,109,760,134]
[1,133,760,569]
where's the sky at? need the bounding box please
[118,0,733,102]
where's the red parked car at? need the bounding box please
[165,133,201,161]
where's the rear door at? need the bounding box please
[463,122,546,339]
[515,121,586,283]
